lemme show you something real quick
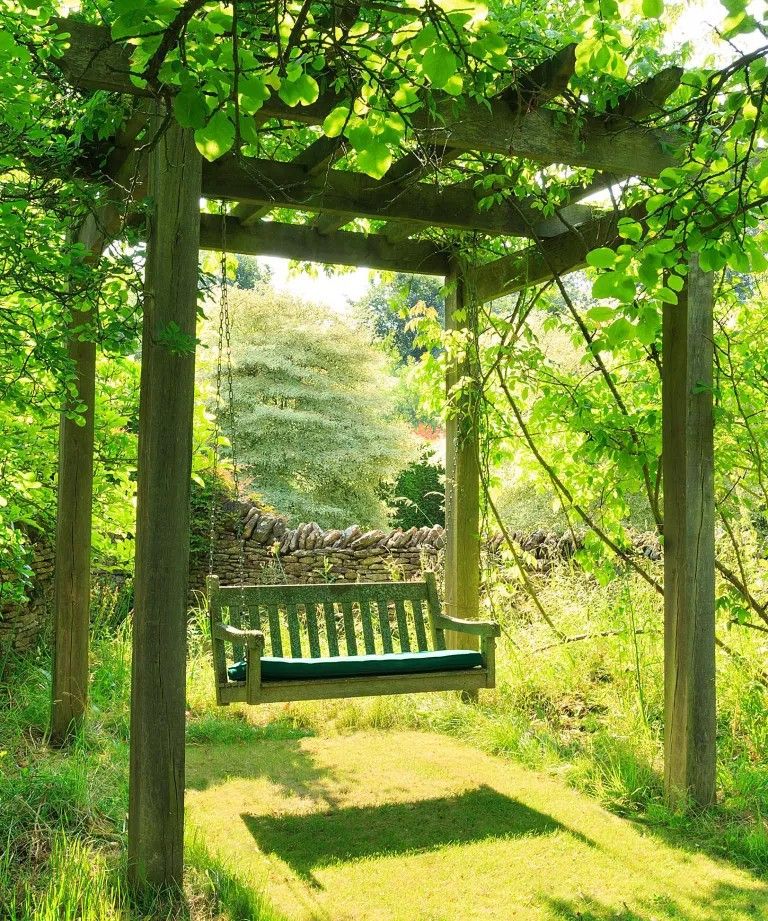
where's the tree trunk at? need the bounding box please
[127,118,201,889]
[663,255,716,807]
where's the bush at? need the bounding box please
[386,454,445,529]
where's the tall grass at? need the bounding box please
[0,599,279,921]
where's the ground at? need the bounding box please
[185,730,768,921]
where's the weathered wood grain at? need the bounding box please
[199,214,448,275]
[662,256,716,807]
[127,117,201,888]
[50,214,104,745]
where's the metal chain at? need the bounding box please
[219,207,248,615]
[207,210,227,576]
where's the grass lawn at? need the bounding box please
[186,730,768,921]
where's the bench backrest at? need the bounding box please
[208,575,444,660]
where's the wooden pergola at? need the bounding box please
[48,17,715,888]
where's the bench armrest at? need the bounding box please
[431,613,501,637]
[214,623,265,651]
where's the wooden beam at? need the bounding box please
[232,134,344,226]
[499,44,577,109]
[608,65,683,123]
[443,261,481,648]
[347,45,577,242]
[662,255,716,807]
[199,214,449,275]
[50,214,104,745]
[202,156,538,236]
[128,117,201,888]
[53,18,679,178]
[466,206,637,303]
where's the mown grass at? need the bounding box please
[1,566,767,917]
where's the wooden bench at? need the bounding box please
[207,573,499,705]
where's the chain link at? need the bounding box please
[208,203,247,616]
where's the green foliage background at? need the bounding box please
[201,287,418,528]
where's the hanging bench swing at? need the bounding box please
[207,573,499,705]
[205,209,498,706]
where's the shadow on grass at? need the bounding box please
[542,881,767,921]
[243,783,594,886]
[185,734,340,807]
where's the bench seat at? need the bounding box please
[227,649,484,683]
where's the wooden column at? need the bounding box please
[443,262,481,649]
[127,119,201,888]
[50,214,104,745]
[662,255,716,807]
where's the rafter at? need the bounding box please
[53,18,680,179]
[319,44,578,238]
[231,134,345,226]
[198,214,449,275]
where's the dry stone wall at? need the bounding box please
[190,500,662,590]
[0,542,54,656]
[190,501,445,589]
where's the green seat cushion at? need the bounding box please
[227,649,483,683]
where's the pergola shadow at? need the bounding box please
[541,882,768,921]
[242,783,594,886]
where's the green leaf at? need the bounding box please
[173,89,208,129]
[238,76,269,115]
[194,110,235,161]
[667,273,685,292]
[642,0,664,18]
[617,218,643,242]
[356,141,392,179]
[278,72,320,107]
[605,317,635,348]
[587,306,615,323]
[422,47,459,89]
[586,247,617,269]
[592,271,636,304]
[322,106,350,138]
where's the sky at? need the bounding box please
[251,0,764,310]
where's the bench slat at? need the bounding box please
[218,580,430,608]
[394,598,411,652]
[411,598,430,651]
[266,605,283,657]
[359,599,377,654]
[228,604,244,662]
[286,604,303,657]
[340,600,358,656]
[322,602,340,657]
[306,603,321,658]
[376,596,394,654]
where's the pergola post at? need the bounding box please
[127,118,202,888]
[443,261,481,649]
[50,214,103,745]
[662,255,716,807]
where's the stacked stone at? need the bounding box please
[189,502,665,590]
[0,543,54,655]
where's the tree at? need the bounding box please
[235,254,270,290]
[356,274,444,365]
[204,288,417,528]
[384,451,445,530]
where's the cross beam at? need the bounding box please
[201,156,591,238]
[199,214,450,275]
[466,207,637,303]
